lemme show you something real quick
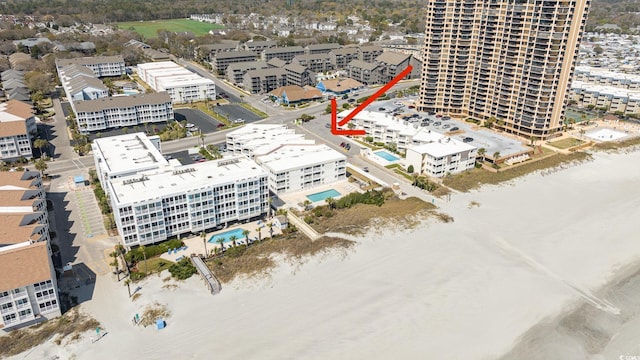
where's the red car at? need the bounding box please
[435,114,443,118]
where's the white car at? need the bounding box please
[185,123,195,128]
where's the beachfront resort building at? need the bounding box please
[93,133,269,248]
[0,171,61,329]
[226,124,346,194]
[417,0,590,138]
[337,109,477,177]
[55,55,125,77]
[0,100,37,161]
[136,61,216,103]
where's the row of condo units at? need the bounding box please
[136,61,216,103]
[0,171,61,330]
[0,100,37,162]
[570,81,640,114]
[56,56,174,133]
[337,110,477,178]
[93,128,346,248]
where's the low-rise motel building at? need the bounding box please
[92,133,268,248]
[0,171,61,330]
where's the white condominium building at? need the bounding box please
[226,124,347,194]
[226,124,313,157]
[255,144,347,194]
[92,132,167,194]
[570,81,640,115]
[337,109,477,177]
[55,55,126,77]
[574,66,640,89]
[93,133,268,248]
[136,61,216,103]
[0,171,60,329]
[107,157,268,248]
[73,93,174,133]
[0,100,37,161]
[405,139,476,178]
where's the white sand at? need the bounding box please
[14,150,640,359]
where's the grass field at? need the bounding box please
[117,19,224,39]
[548,137,586,149]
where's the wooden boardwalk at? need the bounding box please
[190,255,221,295]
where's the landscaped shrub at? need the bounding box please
[130,271,146,281]
[168,258,197,280]
[224,246,246,259]
[335,190,385,209]
[125,239,183,263]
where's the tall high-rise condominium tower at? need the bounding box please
[417,0,590,138]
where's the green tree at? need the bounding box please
[139,245,147,274]
[407,164,414,174]
[33,138,49,158]
[256,227,262,242]
[477,148,486,162]
[216,238,224,251]
[242,229,250,246]
[229,235,237,247]
[34,158,47,174]
[267,222,274,239]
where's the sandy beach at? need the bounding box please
[13,149,640,360]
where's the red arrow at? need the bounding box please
[331,65,413,136]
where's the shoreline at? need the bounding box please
[8,148,640,360]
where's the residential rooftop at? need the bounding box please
[92,132,169,176]
[73,92,172,113]
[256,144,346,172]
[0,242,51,292]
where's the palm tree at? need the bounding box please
[477,148,486,162]
[199,132,205,148]
[302,199,311,210]
[242,229,250,247]
[325,197,335,210]
[201,231,207,258]
[493,151,501,161]
[34,159,47,174]
[216,238,224,251]
[256,227,262,242]
[33,138,49,158]
[267,222,274,239]
[109,250,120,281]
[124,279,131,297]
[229,235,237,247]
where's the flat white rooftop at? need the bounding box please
[337,109,422,135]
[92,132,168,176]
[137,61,181,71]
[109,156,267,205]
[256,144,346,172]
[156,75,215,89]
[409,138,476,158]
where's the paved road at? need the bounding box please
[174,108,222,134]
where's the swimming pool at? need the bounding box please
[208,228,246,243]
[124,90,140,95]
[306,189,341,202]
[375,150,400,162]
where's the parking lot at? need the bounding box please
[214,104,264,124]
[361,97,529,157]
[174,108,223,134]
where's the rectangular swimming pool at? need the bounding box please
[375,150,400,162]
[208,228,246,243]
[306,189,341,202]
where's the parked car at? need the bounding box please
[217,123,225,128]
[342,94,349,99]
[435,114,443,118]
[433,121,442,126]
[463,137,474,143]
[325,123,331,128]
[348,98,356,103]
[363,167,369,172]
[442,124,451,129]
[442,116,451,120]
[378,107,386,111]
[408,105,416,109]
[450,127,459,131]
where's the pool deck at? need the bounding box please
[159,219,283,261]
[276,179,360,210]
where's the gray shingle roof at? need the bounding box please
[74,92,172,112]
